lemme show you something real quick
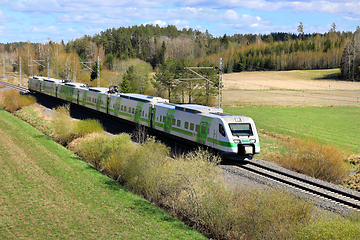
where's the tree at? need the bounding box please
[153,58,179,100]
[120,75,131,93]
[297,22,304,40]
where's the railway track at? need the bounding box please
[234,159,360,212]
[0,80,29,93]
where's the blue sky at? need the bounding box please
[0,0,359,43]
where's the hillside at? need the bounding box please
[0,108,205,239]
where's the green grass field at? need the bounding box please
[0,108,206,239]
[224,106,360,154]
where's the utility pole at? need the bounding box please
[3,57,5,79]
[218,58,223,109]
[19,57,22,85]
[80,56,100,87]
[97,56,100,87]
[177,58,223,109]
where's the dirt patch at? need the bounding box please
[222,72,360,107]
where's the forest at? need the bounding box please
[1,24,360,104]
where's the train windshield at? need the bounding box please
[228,123,253,136]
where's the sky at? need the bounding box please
[0,0,359,44]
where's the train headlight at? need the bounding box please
[233,139,241,144]
[249,139,256,144]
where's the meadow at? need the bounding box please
[224,106,360,155]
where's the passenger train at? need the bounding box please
[28,76,260,160]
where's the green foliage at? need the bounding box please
[121,65,151,93]
[74,118,104,137]
[51,104,75,145]
[51,105,104,146]
[296,213,360,240]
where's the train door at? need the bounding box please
[134,102,144,124]
[114,97,121,117]
[196,116,212,145]
[96,93,102,111]
[164,109,175,134]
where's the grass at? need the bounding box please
[0,108,206,239]
[224,106,360,154]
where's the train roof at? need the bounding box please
[88,87,109,93]
[156,103,225,115]
[43,77,64,83]
[65,82,88,88]
[120,93,169,104]
[175,104,223,114]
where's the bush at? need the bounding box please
[72,133,317,240]
[101,134,137,180]
[74,118,104,137]
[71,133,110,168]
[51,104,105,146]
[51,104,75,145]
[296,212,360,240]
[274,138,349,183]
[0,89,36,112]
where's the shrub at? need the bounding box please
[74,118,104,137]
[101,134,137,180]
[71,133,110,168]
[51,104,75,145]
[274,138,349,183]
[0,89,36,112]
[296,212,360,240]
[123,137,170,200]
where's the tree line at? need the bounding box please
[1,24,360,106]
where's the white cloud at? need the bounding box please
[144,20,167,27]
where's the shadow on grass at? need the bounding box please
[314,72,342,80]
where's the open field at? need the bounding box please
[224,106,360,155]
[223,69,360,107]
[0,108,205,239]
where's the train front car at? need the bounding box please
[153,103,260,160]
[217,115,260,160]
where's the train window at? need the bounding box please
[177,120,181,127]
[190,123,194,131]
[128,107,131,113]
[219,124,226,137]
[121,105,123,111]
[163,116,165,123]
[156,117,159,122]
[142,111,144,117]
[167,118,171,124]
[160,116,162,122]
[124,106,126,112]
[185,122,189,129]
[132,108,135,114]
[228,123,253,136]
[172,119,175,125]
[201,126,206,135]
[195,125,200,132]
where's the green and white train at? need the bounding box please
[28,76,260,160]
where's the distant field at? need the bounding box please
[0,108,205,239]
[224,106,360,154]
[223,69,360,107]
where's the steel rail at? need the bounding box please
[235,160,360,211]
[0,80,29,93]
